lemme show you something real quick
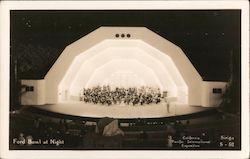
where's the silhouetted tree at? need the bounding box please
[220,49,240,114]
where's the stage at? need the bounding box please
[33,101,211,119]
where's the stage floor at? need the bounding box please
[33,101,212,119]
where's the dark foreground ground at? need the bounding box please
[9,106,240,150]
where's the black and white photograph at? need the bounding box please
[0,1,249,159]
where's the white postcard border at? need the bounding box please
[0,1,249,159]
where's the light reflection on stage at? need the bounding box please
[33,101,211,119]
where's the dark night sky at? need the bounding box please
[10,10,241,81]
